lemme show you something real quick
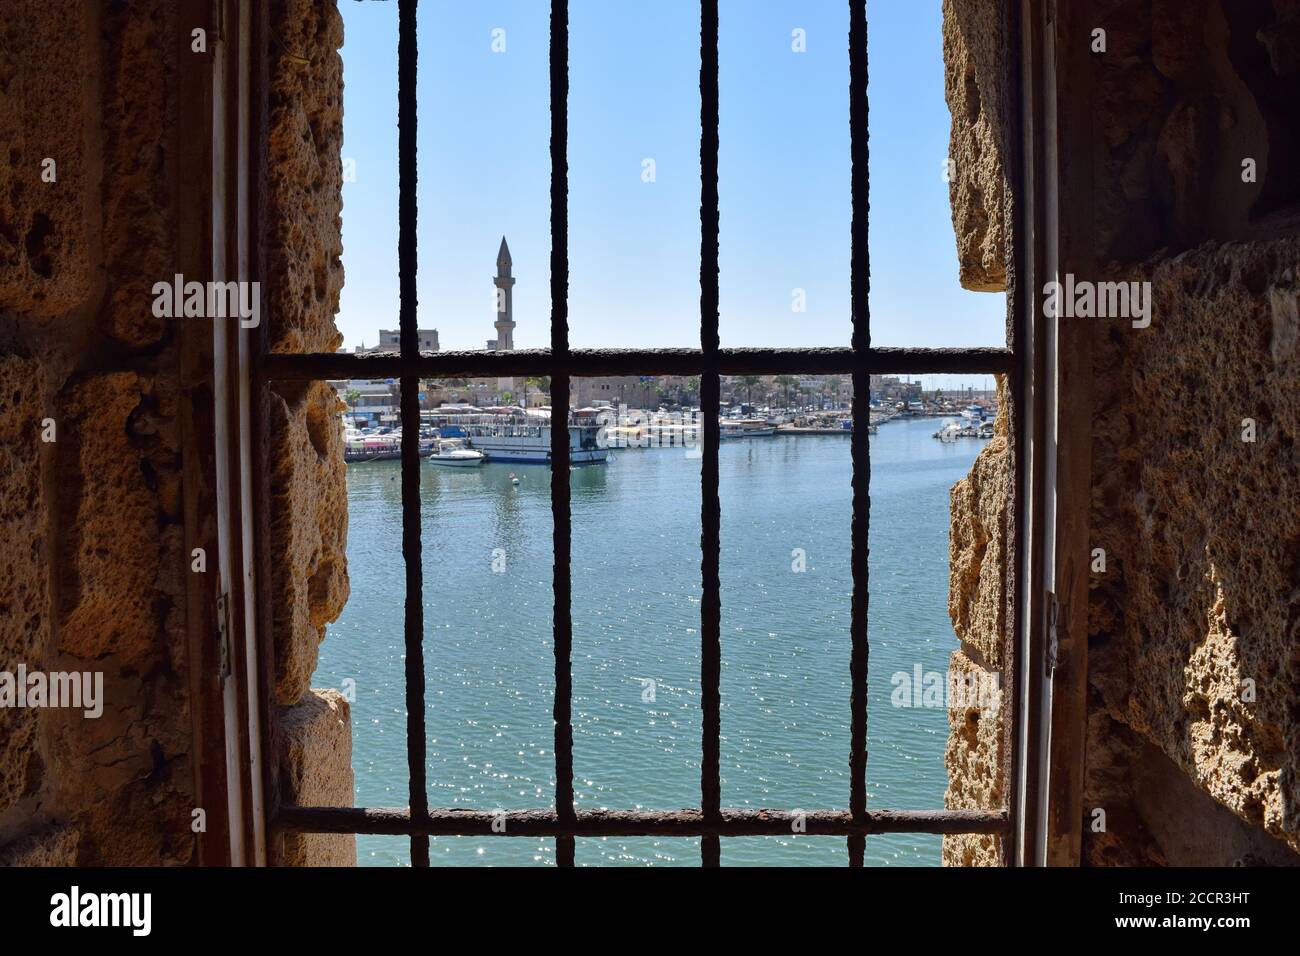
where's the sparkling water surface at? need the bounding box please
[313,416,986,866]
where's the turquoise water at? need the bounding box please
[313,416,986,866]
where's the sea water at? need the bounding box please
[313,416,987,866]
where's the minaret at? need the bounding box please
[493,236,516,351]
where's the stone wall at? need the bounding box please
[942,0,1300,864]
[943,380,1011,866]
[0,0,353,866]
[940,0,1016,866]
[262,0,354,866]
[0,0,195,866]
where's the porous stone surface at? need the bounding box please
[1076,0,1298,264]
[942,0,1010,292]
[1084,700,1300,866]
[944,383,1010,867]
[1089,236,1300,857]
[0,0,354,867]
[268,381,350,706]
[0,823,80,867]
[948,381,1010,670]
[941,0,1300,864]
[56,373,169,663]
[0,1,193,866]
[0,1,94,317]
[98,0,177,348]
[277,689,356,867]
[941,648,1006,867]
[0,355,49,815]
[266,0,345,354]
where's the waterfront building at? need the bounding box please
[357,327,439,354]
[334,380,399,425]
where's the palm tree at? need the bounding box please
[738,375,761,411]
[774,375,797,411]
[344,388,361,420]
[825,375,843,409]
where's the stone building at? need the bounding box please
[0,0,1295,869]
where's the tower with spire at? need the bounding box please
[489,236,516,351]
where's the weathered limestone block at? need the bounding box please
[947,402,1010,669]
[942,0,1009,292]
[268,382,349,705]
[1077,0,1292,263]
[267,0,345,354]
[0,824,81,867]
[1085,701,1299,865]
[56,372,166,664]
[277,689,355,867]
[1082,705,1170,866]
[0,1,94,316]
[941,648,1005,867]
[40,663,195,865]
[98,0,178,347]
[0,356,48,813]
[1089,236,1300,855]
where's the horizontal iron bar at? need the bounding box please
[256,347,1014,383]
[275,805,1010,837]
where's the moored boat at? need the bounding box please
[461,418,608,464]
[720,418,777,439]
[426,438,485,467]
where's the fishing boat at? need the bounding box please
[425,438,485,467]
[460,417,608,464]
[720,418,777,439]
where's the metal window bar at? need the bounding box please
[261,0,1019,867]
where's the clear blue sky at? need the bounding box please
[336,0,1002,389]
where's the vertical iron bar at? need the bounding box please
[550,0,576,868]
[397,0,429,868]
[847,0,870,868]
[699,0,722,868]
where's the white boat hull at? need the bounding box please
[427,454,484,467]
[463,424,608,465]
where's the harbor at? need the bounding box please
[340,399,996,464]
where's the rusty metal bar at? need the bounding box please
[397,0,429,869]
[549,0,576,869]
[847,0,870,869]
[276,805,1010,837]
[699,0,722,868]
[256,346,1014,382]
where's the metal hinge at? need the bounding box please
[217,591,231,679]
[1046,591,1060,679]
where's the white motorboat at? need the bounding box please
[426,438,485,467]
[934,420,964,443]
